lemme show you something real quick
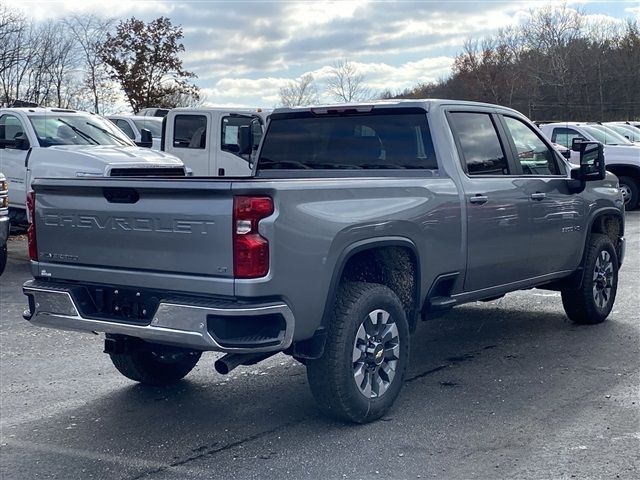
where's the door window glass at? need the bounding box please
[551,127,582,149]
[115,119,135,139]
[503,116,560,175]
[173,115,207,149]
[0,115,27,148]
[449,112,509,175]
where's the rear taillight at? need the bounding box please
[27,191,37,261]
[233,196,273,278]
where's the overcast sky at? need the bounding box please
[7,0,640,109]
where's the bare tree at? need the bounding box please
[279,74,319,106]
[64,14,116,114]
[326,59,370,102]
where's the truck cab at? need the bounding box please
[161,108,269,176]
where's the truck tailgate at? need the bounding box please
[32,178,234,281]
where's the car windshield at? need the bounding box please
[132,118,163,138]
[607,124,640,142]
[581,125,634,146]
[29,114,134,147]
[583,125,634,145]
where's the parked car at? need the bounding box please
[538,122,640,210]
[0,173,8,275]
[23,100,625,423]
[0,107,186,225]
[161,108,269,176]
[107,115,163,150]
[603,122,640,143]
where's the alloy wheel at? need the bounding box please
[352,309,400,398]
[592,250,614,309]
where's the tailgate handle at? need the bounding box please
[103,188,139,204]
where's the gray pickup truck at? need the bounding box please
[22,100,625,423]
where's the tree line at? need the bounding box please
[384,5,640,121]
[0,2,199,113]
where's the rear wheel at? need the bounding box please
[306,282,410,423]
[618,176,639,210]
[561,234,618,325]
[109,341,202,385]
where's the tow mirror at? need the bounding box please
[137,128,153,148]
[238,125,252,155]
[571,137,588,152]
[570,140,605,182]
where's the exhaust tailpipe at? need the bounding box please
[214,352,275,375]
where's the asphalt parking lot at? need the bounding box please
[1,212,639,480]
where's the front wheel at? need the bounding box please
[618,176,639,210]
[306,282,410,423]
[109,341,202,385]
[561,234,619,325]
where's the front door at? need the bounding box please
[499,115,586,276]
[0,114,29,208]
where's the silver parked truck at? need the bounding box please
[22,100,626,423]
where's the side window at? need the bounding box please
[0,114,28,149]
[448,112,509,175]
[221,116,248,154]
[173,115,207,149]
[502,116,560,175]
[551,127,581,149]
[115,119,135,140]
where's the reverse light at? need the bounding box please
[26,191,37,261]
[233,196,274,279]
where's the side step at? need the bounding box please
[428,296,457,311]
[421,296,457,321]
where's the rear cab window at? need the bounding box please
[257,108,437,171]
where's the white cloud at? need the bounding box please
[624,4,640,19]
[201,56,455,107]
[4,0,635,106]
[5,0,175,21]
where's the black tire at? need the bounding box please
[561,234,619,325]
[618,176,639,210]
[0,244,6,276]
[306,282,410,423]
[109,342,202,386]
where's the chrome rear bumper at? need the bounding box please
[23,280,294,353]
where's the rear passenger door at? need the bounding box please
[447,110,532,293]
[165,113,211,175]
[499,115,586,276]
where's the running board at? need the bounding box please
[422,296,457,321]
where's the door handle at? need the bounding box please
[469,194,488,205]
[530,192,546,201]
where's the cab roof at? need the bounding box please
[272,99,523,116]
[0,107,89,116]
